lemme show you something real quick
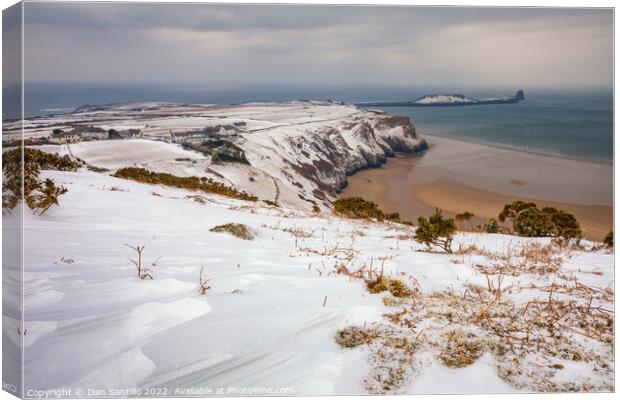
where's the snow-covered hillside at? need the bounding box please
[3,169,613,395]
[4,101,427,210]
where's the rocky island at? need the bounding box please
[359,89,525,107]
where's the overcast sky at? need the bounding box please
[14,2,614,88]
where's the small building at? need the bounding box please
[49,130,80,144]
[171,130,206,144]
[108,128,144,140]
[71,125,107,141]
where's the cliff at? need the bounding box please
[11,101,427,210]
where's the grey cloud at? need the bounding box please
[25,3,610,33]
[20,2,613,88]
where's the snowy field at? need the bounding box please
[3,168,614,396]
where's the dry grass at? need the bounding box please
[283,218,611,393]
[210,223,254,240]
[185,194,207,204]
[367,276,413,298]
[437,329,483,368]
[335,325,386,348]
[337,323,420,394]
[472,241,566,277]
[341,264,613,394]
[295,241,360,263]
[281,225,315,238]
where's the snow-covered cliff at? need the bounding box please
[10,101,428,210]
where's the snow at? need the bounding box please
[17,102,426,211]
[415,95,474,104]
[407,353,515,393]
[3,167,613,395]
[45,140,208,171]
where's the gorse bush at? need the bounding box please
[603,230,613,249]
[483,218,499,233]
[498,200,582,241]
[498,200,537,225]
[2,147,79,214]
[414,208,457,253]
[333,197,400,222]
[113,167,257,201]
[512,207,554,237]
[542,207,582,242]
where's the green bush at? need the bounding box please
[414,208,456,253]
[333,197,400,222]
[483,218,499,234]
[543,207,582,241]
[2,147,79,214]
[334,197,384,220]
[113,167,257,202]
[498,200,582,241]
[513,207,554,237]
[498,200,538,226]
[603,230,613,248]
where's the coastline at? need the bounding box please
[341,134,613,241]
[419,132,613,166]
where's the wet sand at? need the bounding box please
[342,135,613,241]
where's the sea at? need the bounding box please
[4,83,613,163]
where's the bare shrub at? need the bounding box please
[455,211,474,230]
[198,265,211,295]
[124,244,154,280]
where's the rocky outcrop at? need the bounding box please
[238,106,427,210]
[357,90,525,107]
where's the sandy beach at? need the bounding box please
[342,135,613,240]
